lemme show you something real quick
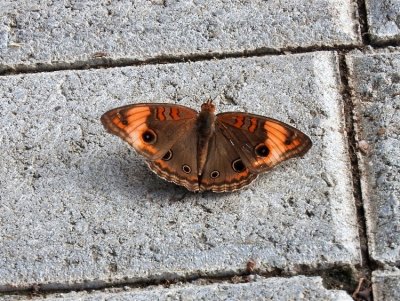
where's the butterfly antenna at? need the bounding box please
[211,91,224,104]
[192,95,200,102]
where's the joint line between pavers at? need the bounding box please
[337,52,374,278]
[355,0,371,45]
[0,264,358,296]
[1,43,396,77]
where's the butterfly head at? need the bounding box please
[201,100,216,113]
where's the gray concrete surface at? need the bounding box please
[365,0,400,43]
[0,0,361,71]
[372,268,400,301]
[3,0,400,299]
[0,52,360,291]
[0,276,353,301]
[347,50,400,265]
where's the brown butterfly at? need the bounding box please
[101,100,312,192]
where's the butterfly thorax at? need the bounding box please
[196,101,216,176]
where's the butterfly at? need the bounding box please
[101,100,312,192]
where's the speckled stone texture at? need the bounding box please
[0,52,360,290]
[365,0,400,43]
[372,268,400,301]
[0,0,361,71]
[347,50,400,264]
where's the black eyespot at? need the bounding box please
[232,159,245,173]
[182,164,191,173]
[162,150,173,161]
[255,143,270,157]
[141,129,157,144]
[210,170,220,178]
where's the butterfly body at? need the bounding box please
[101,100,312,192]
[196,101,217,176]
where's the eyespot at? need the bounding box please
[255,143,270,157]
[210,170,220,178]
[182,164,191,174]
[141,129,157,144]
[162,150,173,161]
[232,158,246,173]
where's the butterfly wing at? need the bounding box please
[101,103,200,191]
[216,112,312,173]
[146,124,200,191]
[101,103,198,160]
[200,126,257,192]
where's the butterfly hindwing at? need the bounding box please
[199,127,257,192]
[147,124,199,191]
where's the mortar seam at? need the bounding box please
[337,52,376,287]
[2,42,400,77]
[0,263,358,297]
[355,0,371,45]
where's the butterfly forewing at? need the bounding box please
[216,112,312,172]
[101,103,198,160]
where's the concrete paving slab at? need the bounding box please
[0,276,353,301]
[372,268,400,301]
[0,0,361,71]
[365,0,400,43]
[347,51,400,264]
[0,52,360,291]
